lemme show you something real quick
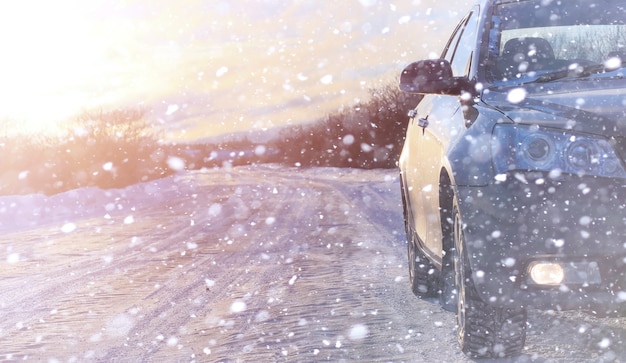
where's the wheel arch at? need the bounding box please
[399,170,413,232]
[439,167,455,256]
[438,166,458,311]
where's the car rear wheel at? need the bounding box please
[453,202,526,358]
[407,232,439,298]
[402,182,439,298]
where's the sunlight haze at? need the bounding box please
[0,0,465,140]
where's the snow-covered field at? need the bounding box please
[1,165,625,362]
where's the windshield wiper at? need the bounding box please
[532,62,625,83]
[532,69,570,83]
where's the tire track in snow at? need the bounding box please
[1,165,623,361]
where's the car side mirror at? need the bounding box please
[399,59,469,95]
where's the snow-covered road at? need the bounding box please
[0,165,624,361]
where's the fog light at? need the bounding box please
[528,262,564,285]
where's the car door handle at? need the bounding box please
[417,117,429,128]
[416,116,429,135]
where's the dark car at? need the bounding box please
[398,0,626,358]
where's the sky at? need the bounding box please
[0,0,467,141]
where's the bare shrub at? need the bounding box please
[0,108,172,195]
[62,108,169,189]
[269,78,422,168]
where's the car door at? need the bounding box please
[403,8,479,265]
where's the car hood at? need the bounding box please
[483,79,626,136]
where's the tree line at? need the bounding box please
[0,78,421,195]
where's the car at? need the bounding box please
[398,0,626,358]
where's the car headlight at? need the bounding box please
[491,124,626,178]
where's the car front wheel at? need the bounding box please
[453,201,527,358]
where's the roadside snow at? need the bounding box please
[0,165,623,362]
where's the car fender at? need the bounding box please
[445,103,506,187]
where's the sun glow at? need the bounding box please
[0,1,145,135]
[0,0,451,141]
[0,3,79,132]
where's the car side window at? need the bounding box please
[450,10,478,77]
[441,8,479,77]
[441,17,466,63]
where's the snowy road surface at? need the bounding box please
[1,165,625,362]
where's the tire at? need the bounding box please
[407,233,439,298]
[439,224,457,312]
[453,202,526,358]
[439,180,457,312]
[402,182,439,298]
[439,249,457,311]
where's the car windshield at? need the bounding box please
[488,0,626,84]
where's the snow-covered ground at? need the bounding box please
[1,165,624,361]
